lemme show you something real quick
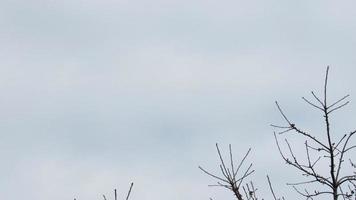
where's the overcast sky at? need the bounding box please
[1,0,356,200]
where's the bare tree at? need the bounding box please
[272,66,356,200]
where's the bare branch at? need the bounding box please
[328,95,350,109]
[267,175,285,200]
[302,96,324,111]
[126,183,134,200]
[311,91,325,107]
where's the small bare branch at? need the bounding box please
[328,95,350,109]
[302,97,324,111]
[126,183,134,200]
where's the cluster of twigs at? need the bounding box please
[199,143,260,200]
[199,143,256,200]
[74,183,133,200]
[271,66,356,200]
[199,143,285,200]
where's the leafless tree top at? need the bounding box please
[272,66,356,200]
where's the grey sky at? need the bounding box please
[1,0,356,200]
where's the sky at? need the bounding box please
[1,0,356,200]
